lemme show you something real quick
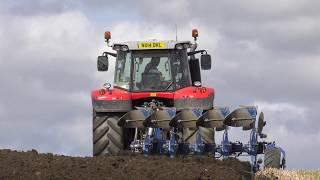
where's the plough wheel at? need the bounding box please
[93,111,123,156]
[264,148,281,169]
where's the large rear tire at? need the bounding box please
[93,111,123,156]
[264,148,281,169]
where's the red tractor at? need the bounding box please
[91,30,286,172]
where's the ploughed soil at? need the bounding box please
[0,149,252,180]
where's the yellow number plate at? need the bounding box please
[138,42,166,49]
[150,93,157,97]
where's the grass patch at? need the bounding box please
[255,168,320,180]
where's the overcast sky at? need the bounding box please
[0,0,319,169]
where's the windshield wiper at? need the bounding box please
[164,81,175,91]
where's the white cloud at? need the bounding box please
[0,10,100,156]
[0,11,100,62]
[53,117,91,156]
[0,104,4,117]
[256,101,307,122]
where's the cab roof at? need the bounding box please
[113,40,191,50]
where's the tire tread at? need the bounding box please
[93,112,123,156]
[264,148,281,169]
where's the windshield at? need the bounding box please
[114,50,191,91]
[133,50,172,91]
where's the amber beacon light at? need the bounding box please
[192,29,198,38]
[104,31,111,41]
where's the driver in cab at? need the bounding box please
[143,57,164,81]
[141,57,166,90]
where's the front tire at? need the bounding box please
[93,111,123,156]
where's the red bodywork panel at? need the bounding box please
[91,88,131,101]
[91,86,214,101]
[174,87,214,99]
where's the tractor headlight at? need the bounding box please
[175,44,184,50]
[175,43,191,50]
[113,45,121,51]
[113,45,129,51]
[183,43,191,49]
[194,81,202,87]
[121,45,129,51]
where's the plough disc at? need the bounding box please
[196,107,229,130]
[223,107,256,129]
[169,109,202,128]
[118,109,152,128]
[257,112,266,134]
[242,122,255,131]
[143,108,176,128]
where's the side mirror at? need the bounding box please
[97,56,109,71]
[200,54,211,70]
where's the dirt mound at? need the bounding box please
[0,149,252,180]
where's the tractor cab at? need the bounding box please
[97,30,212,92]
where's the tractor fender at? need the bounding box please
[91,88,132,112]
[174,87,214,110]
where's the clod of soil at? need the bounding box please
[0,149,252,180]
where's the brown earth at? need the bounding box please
[0,149,253,180]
